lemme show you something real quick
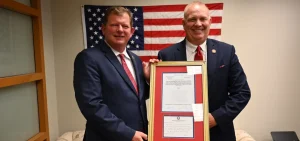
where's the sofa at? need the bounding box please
[56,129,255,141]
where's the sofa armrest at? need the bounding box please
[72,130,84,141]
[56,132,73,141]
[56,130,84,141]
[235,130,255,141]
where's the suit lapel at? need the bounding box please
[174,40,187,61]
[101,41,138,96]
[206,39,218,84]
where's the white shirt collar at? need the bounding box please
[186,39,207,53]
[105,40,131,59]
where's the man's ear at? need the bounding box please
[182,19,186,29]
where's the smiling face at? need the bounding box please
[101,7,134,52]
[183,3,211,45]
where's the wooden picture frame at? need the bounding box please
[148,61,209,141]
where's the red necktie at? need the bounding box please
[194,45,203,60]
[119,54,138,94]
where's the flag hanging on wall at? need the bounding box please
[81,3,223,62]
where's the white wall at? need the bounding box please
[219,1,300,140]
[41,0,59,140]
[50,0,300,140]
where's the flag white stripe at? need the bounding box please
[211,23,222,29]
[144,25,183,31]
[209,10,223,17]
[143,12,183,19]
[144,37,184,44]
[144,36,221,44]
[143,24,222,31]
[143,10,223,19]
[132,50,159,56]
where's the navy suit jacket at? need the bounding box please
[158,39,251,141]
[73,41,149,141]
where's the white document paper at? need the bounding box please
[162,73,195,112]
[192,104,203,122]
[187,66,202,75]
[164,116,194,138]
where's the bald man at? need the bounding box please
[157,1,251,141]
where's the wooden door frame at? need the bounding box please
[0,0,49,141]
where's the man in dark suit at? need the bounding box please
[157,1,251,141]
[73,6,149,141]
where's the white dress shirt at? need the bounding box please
[105,41,136,81]
[186,40,207,61]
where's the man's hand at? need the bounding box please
[209,113,217,128]
[142,59,160,82]
[132,131,147,141]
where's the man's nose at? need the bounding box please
[194,19,202,26]
[117,25,124,32]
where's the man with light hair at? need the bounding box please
[74,6,151,141]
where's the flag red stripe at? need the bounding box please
[143,3,223,12]
[143,5,186,12]
[144,44,173,50]
[144,19,183,25]
[206,3,223,10]
[143,17,222,25]
[209,29,222,35]
[144,29,221,37]
[211,17,222,23]
[144,31,186,37]
[140,56,158,62]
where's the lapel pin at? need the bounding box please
[212,49,216,54]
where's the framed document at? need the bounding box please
[148,61,209,141]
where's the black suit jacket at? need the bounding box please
[158,38,251,141]
[73,40,149,141]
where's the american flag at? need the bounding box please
[81,3,223,62]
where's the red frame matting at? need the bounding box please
[152,66,204,141]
